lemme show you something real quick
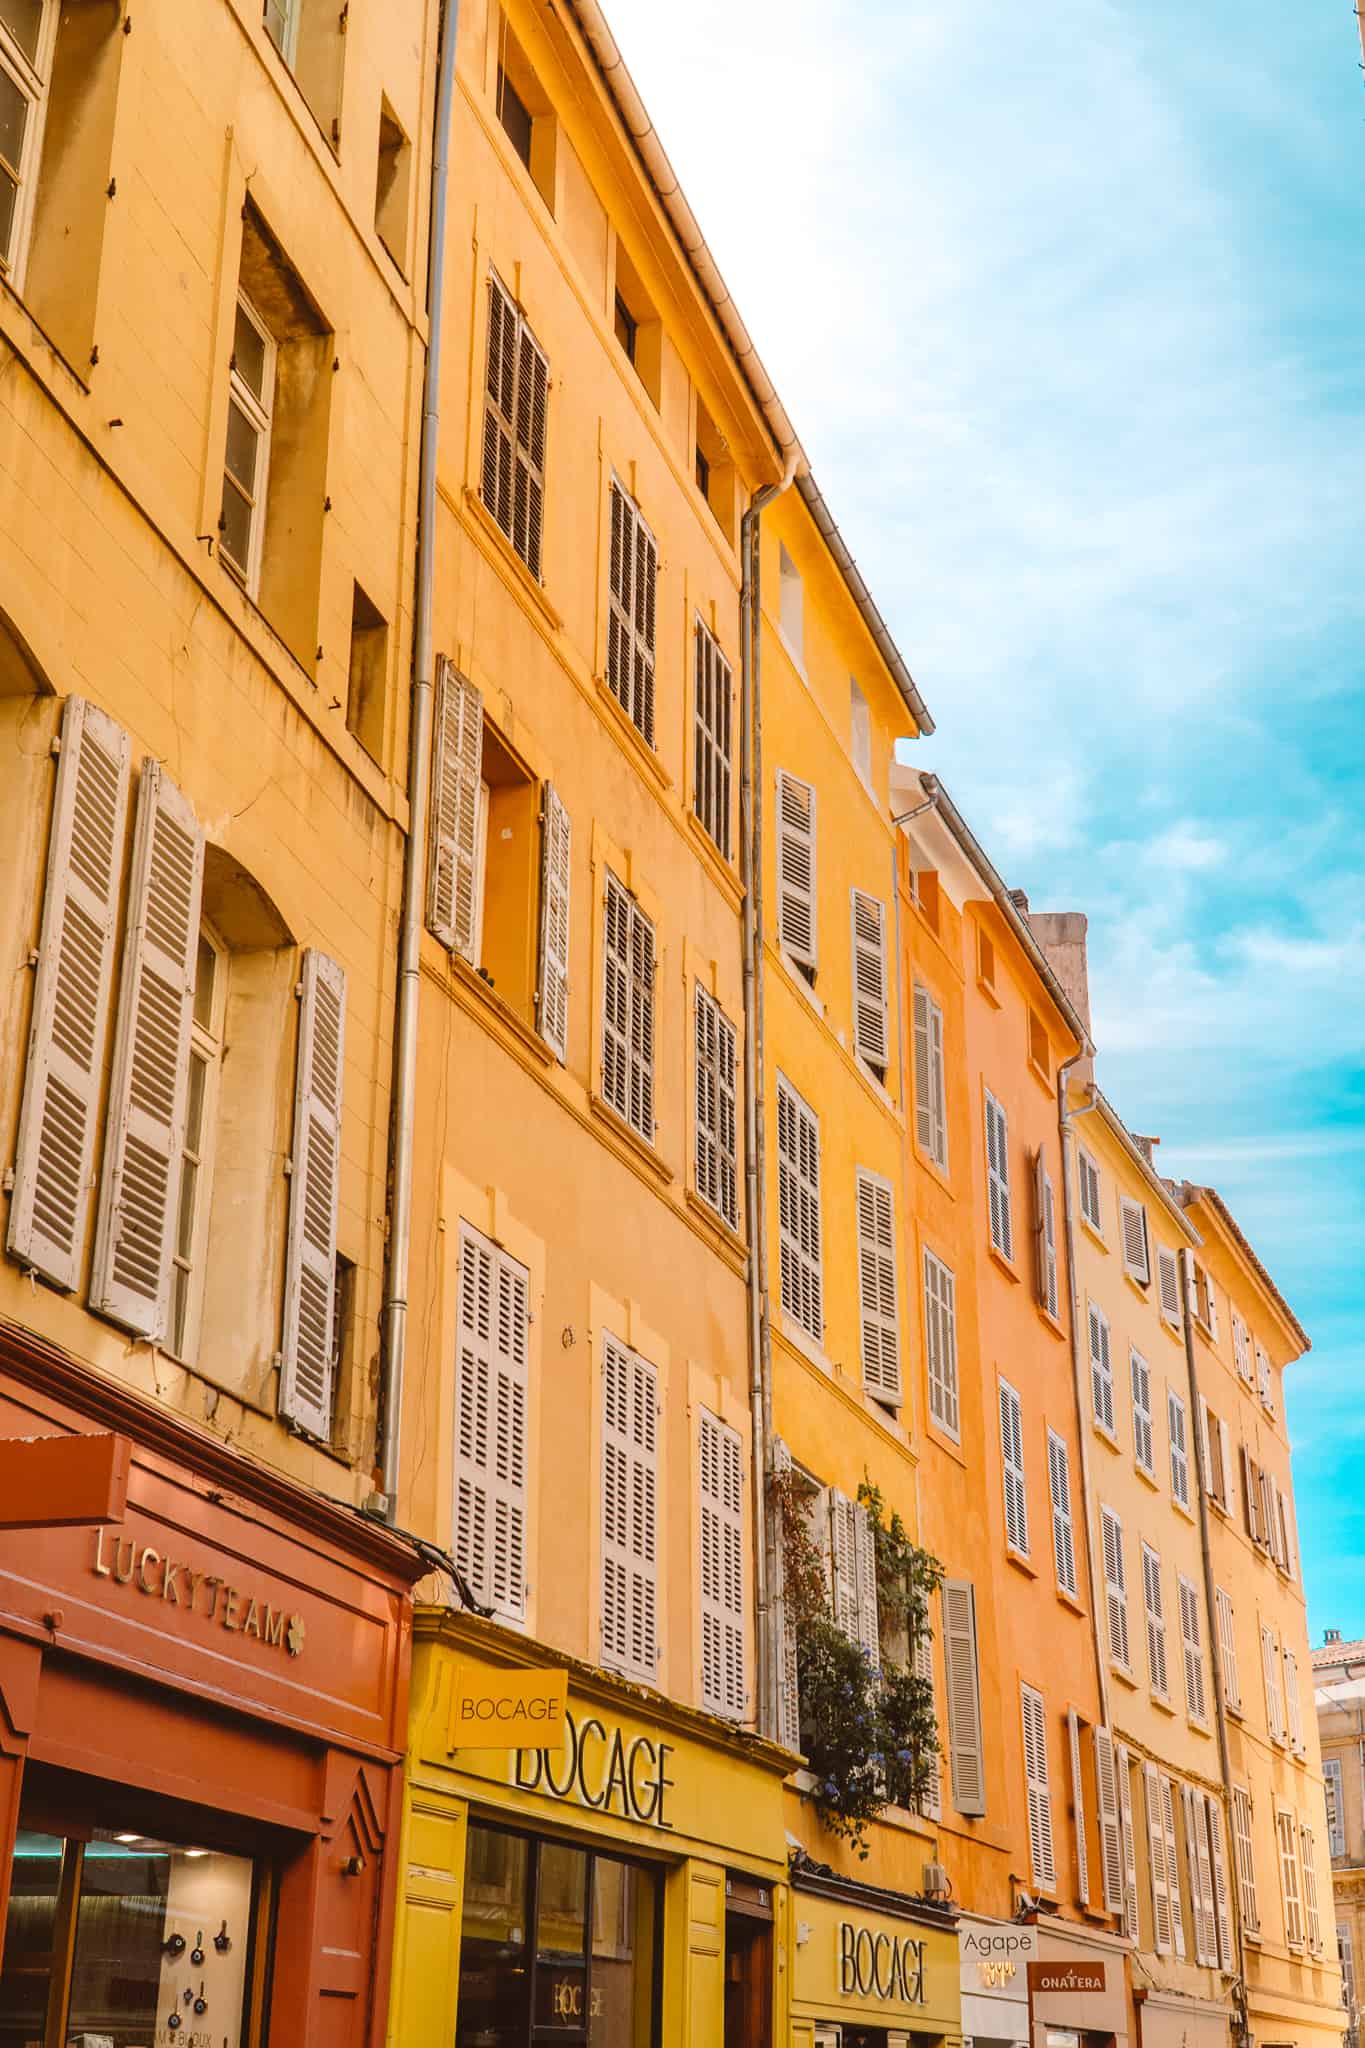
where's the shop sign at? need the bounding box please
[449,1663,568,1751]
[91,1527,306,1658]
[960,1922,1036,1993]
[1028,1961,1106,1996]
[514,1710,674,1828]
[837,1921,927,2005]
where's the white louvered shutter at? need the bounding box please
[536,782,571,1060]
[776,771,817,970]
[278,951,345,1437]
[1119,1196,1150,1283]
[1184,1781,1218,1965]
[830,1488,878,1658]
[1068,1708,1090,1906]
[984,1090,1012,1259]
[1256,1343,1274,1411]
[1131,1348,1154,1473]
[1094,1727,1124,1914]
[1180,1575,1207,1723]
[694,985,739,1230]
[1208,1795,1234,1969]
[1146,1762,1173,1953]
[1263,1626,1285,1741]
[1157,1246,1181,1326]
[776,1076,822,1341]
[1169,1391,1190,1508]
[771,1437,802,1753]
[9,698,131,1290]
[1285,1648,1303,1752]
[1279,1810,1304,1947]
[912,984,948,1168]
[851,890,888,1070]
[999,1378,1029,1556]
[1047,1431,1077,1598]
[853,1500,880,1663]
[1215,1587,1241,1711]
[1078,1148,1102,1230]
[942,1579,986,1815]
[1035,1149,1060,1318]
[1089,1303,1114,1433]
[1163,1773,1187,1958]
[601,1336,659,1680]
[924,1250,959,1437]
[1143,1544,1169,1699]
[1021,1684,1056,1890]
[1301,1823,1322,1954]
[89,763,204,1338]
[856,1168,900,1402]
[1102,1507,1129,1668]
[453,1226,529,1620]
[1116,1741,1140,1932]
[915,1627,942,1818]
[427,659,483,957]
[1232,1786,1259,1933]
[699,1409,745,1717]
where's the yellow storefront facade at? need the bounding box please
[789,1872,960,2048]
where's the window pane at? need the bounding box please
[0,164,15,268]
[184,1051,207,1154]
[591,1856,655,2047]
[0,1830,64,2048]
[0,0,43,67]
[193,934,217,1033]
[219,473,252,577]
[232,302,268,403]
[0,64,28,177]
[224,398,259,495]
[534,1842,588,2030]
[175,1153,198,1260]
[458,1825,529,2048]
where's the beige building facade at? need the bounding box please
[1313,1633,1365,2048]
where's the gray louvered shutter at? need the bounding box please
[1146,1761,1173,1953]
[984,1090,1012,1258]
[942,1578,986,1815]
[1035,1147,1059,1317]
[1163,1773,1187,1957]
[454,1225,529,1620]
[427,659,483,957]
[1068,1708,1090,1906]
[1021,1683,1056,1890]
[9,698,130,1289]
[856,1167,901,1402]
[698,1407,745,1717]
[1157,1246,1181,1325]
[1119,1196,1150,1283]
[776,771,817,969]
[1093,1727,1124,1914]
[536,782,571,1060]
[278,950,345,1437]
[850,889,888,1070]
[771,1437,802,1752]
[1208,1794,1234,1969]
[89,763,204,1338]
[513,322,549,578]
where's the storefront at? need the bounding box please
[0,1322,421,2048]
[789,1861,961,2048]
[1027,1916,1131,2048]
[1134,1990,1233,2048]
[389,1609,792,2048]
[958,1912,1034,2048]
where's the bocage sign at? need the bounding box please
[515,1710,675,1829]
[449,1664,569,1751]
[837,1921,928,2006]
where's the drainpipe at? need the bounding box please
[1057,1066,1110,1729]
[1180,1245,1250,2047]
[376,0,460,1520]
[740,445,798,1737]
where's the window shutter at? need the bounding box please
[855,1168,900,1402]
[1256,1343,1274,1411]
[1146,1761,1173,1953]
[1078,1148,1102,1231]
[601,873,655,1144]
[633,517,658,747]
[1143,1544,1169,1699]
[1089,1303,1114,1433]
[927,998,947,1167]
[89,763,204,1338]
[698,1408,745,1718]
[771,1437,802,1753]
[692,623,734,860]
[535,782,571,1061]
[1047,1430,1077,1598]
[915,1629,942,1818]
[1215,1586,1241,1711]
[999,1378,1029,1557]
[984,1091,1013,1259]
[850,890,888,1070]
[1163,1773,1187,1958]
[8,698,131,1290]
[853,1499,880,1663]
[1101,1506,1129,1668]
[1278,1811,1304,1948]
[1094,1725,1124,1913]
[453,1225,529,1619]
[1119,1196,1150,1283]
[829,1488,877,1658]
[1035,1148,1060,1318]
[1180,1575,1207,1723]
[607,480,637,718]
[694,985,739,1230]
[1157,1245,1181,1325]
[1067,1708,1090,1906]
[1184,1781,1219,1966]
[1232,1786,1260,1934]
[1168,1391,1190,1508]
[427,658,483,957]
[1263,1626,1284,1741]
[1301,1822,1322,1954]
[1241,1446,1262,1544]
[1219,1417,1234,1519]
[279,950,345,1438]
[924,1250,960,1438]
[776,771,817,970]
[481,272,517,539]
[601,1335,658,1680]
[1131,1348,1153,1473]
[513,321,549,578]
[1285,1647,1303,1752]
[776,1075,822,1341]
[1115,1741,1140,1932]
[1021,1683,1056,1891]
[1207,1795,1234,1969]
[913,984,934,1155]
[1204,1269,1220,1340]
[942,1578,986,1815]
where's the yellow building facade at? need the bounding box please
[1313,1632,1365,2048]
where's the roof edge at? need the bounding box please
[1173,1182,1311,1355]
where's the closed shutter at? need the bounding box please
[1256,1343,1274,1412]
[601,1335,658,1680]
[512,320,549,577]
[1184,1781,1219,1966]
[694,985,738,1230]
[1262,1625,1285,1741]
[1047,1430,1077,1598]
[1021,1684,1056,1891]
[1232,1785,1260,1933]
[1219,1417,1235,1520]
[776,771,817,970]
[1169,1390,1190,1508]
[1119,1196,1150,1283]
[1078,1147,1102,1230]
[1163,1773,1187,1958]
[1232,1310,1252,1383]
[89,762,204,1338]
[1157,1245,1181,1325]
[1241,1446,1262,1543]
[1142,1543,1169,1699]
[984,1090,1013,1259]
[1215,1586,1241,1711]
[771,1438,802,1753]
[855,1168,900,1402]
[1146,1761,1173,1954]
[606,481,657,743]
[924,1250,960,1438]
[1089,1303,1114,1433]
[278,952,345,1436]
[535,782,571,1060]
[692,622,733,859]
[1131,1348,1153,1473]
[698,1408,745,1718]
[453,1224,529,1620]
[942,1578,986,1815]
[829,1488,878,1661]
[633,517,658,746]
[912,984,948,1168]
[776,1075,822,1341]
[999,1377,1029,1556]
[481,272,517,543]
[1068,1708,1090,1905]
[1116,1741,1140,1931]
[1301,1822,1322,1954]
[1207,1795,1234,1969]
[601,872,655,1144]
[9,697,131,1289]
[1101,1506,1129,1669]
[1284,1647,1303,1752]
[915,1628,942,1818]
[850,890,888,1071]
[427,658,483,957]
[1278,1810,1304,1948]
[853,1499,879,1662]
[1095,1725,1125,1913]
[1035,1148,1060,1318]
[1180,1575,1208,1723]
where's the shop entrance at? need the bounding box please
[723,1905,771,2048]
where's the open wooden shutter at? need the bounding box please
[1215,1586,1241,1711]
[1262,1625,1284,1740]
[1116,1741,1139,1932]
[984,1091,1012,1259]
[9,698,130,1289]
[278,950,345,1437]
[536,782,571,1060]
[427,659,483,958]
[776,771,817,970]
[1301,1822,1322,1954]
[1067,1708,1090,1905]
[454,1225,529,1619]
[1184,1782,1219,1965]
[828,1488,873,1653]
[1119,1196,1150,1283]
[513,321,549,578]
[1093,1727,1124,1914]
[1142,1544,1169,1699]
[850,889,888,1070]
[698,1408,745,1717]
[915,1627,942,1819]
[1146,1762,1173,1953]
[1208,1794,1234,1969]
[771,1437,802,1752]
[1180,1575,1207,1722]
[1035,1148,1060,1317]
[1285,1647,1303,1752]
[1163,1774,1186,1958]
[1021,1684,1056,1890]
[942,1579,985,1815]
[856,1168,901,1402]
[602,1335,658,1680]
[89,763,204,1338]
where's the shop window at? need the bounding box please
[373,97,411,272]
[347,581,389,764]
[495,14,555,210]
[457,1822,659,2047]
[263,0,345,149]
[612,239,661,407]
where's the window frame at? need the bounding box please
[0,0,57,289]
[220,290,276,596]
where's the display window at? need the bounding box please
[457,1819,660,2047]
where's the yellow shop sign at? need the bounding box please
[449,1663,569,1751]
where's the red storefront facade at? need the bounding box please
[0,1322,421,2048]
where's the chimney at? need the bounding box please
[1326,1628,1342,1645]
[1133,1135,1160,1167]
[1027,910,1092,1087]
[1008,888,1030,913]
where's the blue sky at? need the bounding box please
[605,0,1365,1635]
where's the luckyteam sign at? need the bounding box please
[92,1527,306,1657]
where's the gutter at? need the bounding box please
[376,0,460,1519]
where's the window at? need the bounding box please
[454,1224,530,1622]
[264,0,299,65]
[1207,1795,1234,1968]
[1101,1505,1130,1669]
[601,872,655,1144]
[693,392,736,539]
[1256,1342,1276,1415]
[1191,1259,1219,1338]
[1156,1770,1187,1958]
[1232,1785,1260,1936]
[942,1579,986,1815]
[694,442,709,498]
[613,289,637,361]
[1284,1647,1303,1754]
[776,1076,822,1341]
[374,99,412,270]
[778,541,803,662]
[912,985,948,1170]
[1169,1389,1190,1508]
[601,1335,659,1681]
[693,985,738,1230]
[493,16,555,208]
[1277,1808,1305,1949]
[346,583,388,763]
[1157,1245,1181,1326]
[169,931,226,1359]
[850,676,872,786]
[1326,1757,1346,1858]
[1078,1146,1103,1232]
[1232,1309,1253,1384]
[483,273,550,581]
[611,239,661,405]
[498,65,532,164]
[827,1488,879,1660]
[855,1168,901,1404]
[976,925,996,990]
[1047,1430,1078,1598]
[924,1249,959,1439]
[999,1377,1028,1557]
[698,1408,745,1718]
[1068,1708,1091,1905]
[1198,1396,1232,1514]
[984,1089,1013,1260]
[1035,1150,1060,1317]
[606,480,658,745]
[1021,1684,1056,1891]
[1215,1586,1241,1712]
[1262,1624,1285,1742]
[1094,1728,1127,1920]
[1131,1348,1154,1475]
[0,0,54,283]
[1027,1008,1050,1079]
[1178,1574,1207,1723]
[1183,1782,1220,1966]
[220,293,275,594]
[775,770,817,974]
[1142,1544,1169,1699]
[850,889,889,1076]
[1089,1302,1115,1435]
[693,621,733,858]
[1119,1195,1150,1285]
[1341,1922,1357,2014]
[1302,1822,1324,1954]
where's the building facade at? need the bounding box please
[1313,1632,1365,2048]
